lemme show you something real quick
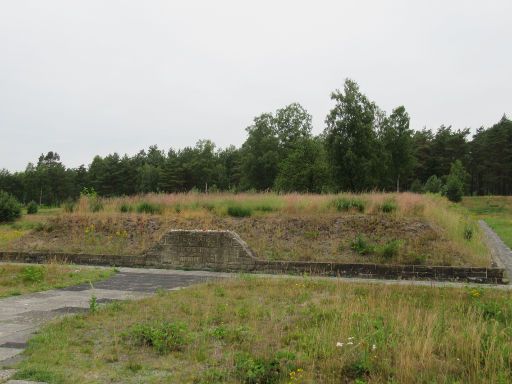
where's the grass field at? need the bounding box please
[461,196,512,249]
[13,277,512,384]
[0,193,490,267]
[0,263,116,298]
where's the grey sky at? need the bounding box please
[1,0,510,171]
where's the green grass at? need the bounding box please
[0,263,116,298]
[461,196,512,248]
[13,277,512,383]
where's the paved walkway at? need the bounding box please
[479,220,512,279]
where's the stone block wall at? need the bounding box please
[0,229,506,284]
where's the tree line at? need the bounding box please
[1,79,511,205]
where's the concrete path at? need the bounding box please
[479,220,512,279]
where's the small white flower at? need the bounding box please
[347,341,354,345]
[336,342,344,347]
[372,344,377,351]
[348,337,354,340]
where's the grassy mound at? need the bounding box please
[1,193,490,267]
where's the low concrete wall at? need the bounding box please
[0,229,506,284]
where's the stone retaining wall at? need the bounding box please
[0,229,506,284]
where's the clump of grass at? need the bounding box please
[63,198,75,213]
[376,240,402,259]
[379,200,397,213]
[332,198,366,213]
[227,205,252,218]
[119,203,133,213]
[89,198,103,213]
[126,321,189,354]
[464,224,474,241]
[136,202,162,215]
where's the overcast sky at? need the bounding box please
[1,0,510,171]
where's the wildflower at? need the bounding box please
[347,341,354,345]
[372,344,376,351]
[336,342,344,347]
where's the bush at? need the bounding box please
[332,198,366,213]
[0,190,22,222]
[136,202,162,214]
[424,175,442,194]
[379,200,397,213]
[410,179,423,193]
[127,321,188,354]
[445,176,464,203]
[350,235,373,255]
[464,225,474,241]
[227,205,252,217]
[26,201,38,215]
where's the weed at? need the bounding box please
[376,240,402,259]
[331,198,366,213]
[20,266,45,283]
[136,202,162,214]
[234,352,281,384]
[227,205,252,217]
[89,295,99,313]
[119,203,133,213]
[350,235,373,255]
[63,198,75,212]
[127,321,189,354]
[379,200,397,213]
[464,225,473,241]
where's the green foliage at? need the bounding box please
[234,351,295,384]
[464,225,474,241]
[26,201,38,214]
[89,295,99,313]
[376,240,402,259]
[424,175,442,194]
[379,200,397,213]
[119,203,133,213]
[410,179,423,193]
[89,197,103,212]
[227,205,252,217]
[20,266,45,283]
[332,198,366,212]
[351,235,373,255]
[127,321,189,354]
[445,176,464,203]
[0,190,22,222]
[63,198,75,213]
[136,202,162,214]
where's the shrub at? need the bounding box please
[26,201,38,215]
[332,198,366,213]
[0,190,22,222]
[445,176,464,203]
[350,235,373,255]
[136,202,162,215]
[127,321,188,354]
[410,179,423,193]
[227,205,252,217]
[119,204,133,213]
[424,175,442,194]
[20,266,45,283]
[379,200,397,213]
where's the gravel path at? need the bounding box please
[479,220,512,280]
